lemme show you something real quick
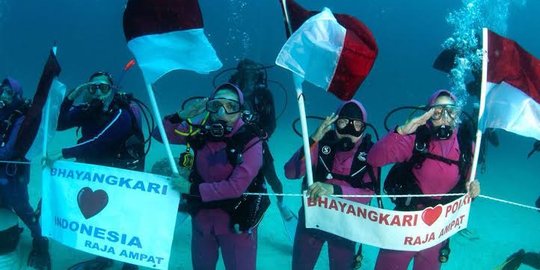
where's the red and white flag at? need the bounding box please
[123,0,222,84]
[276,0,378,101]
[481,29,540,140]
[17,48,66,160]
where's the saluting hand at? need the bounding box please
[312,113,338,142]
[396,108,435,135]
[178,98,208,119]
[308,182,335,200]
[67,82,93,101]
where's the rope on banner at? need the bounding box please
[0,160,32,165]
[244,192,467,198]
[243,192,540,211]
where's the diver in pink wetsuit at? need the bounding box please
[153,83,268,270]
[284,99,378,270]
[367,89,481,270]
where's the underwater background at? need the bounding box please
[1,0,540,269]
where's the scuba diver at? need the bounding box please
[433,43,500,172]
[152,83,269,270]
[55,71,147,172]
[227,58,296,224]
[0,77,51,270]
[368,89,481,270]
[284,100,378,270]
[53,71,150,270]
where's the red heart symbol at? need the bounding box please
[421,205,442,226]
[77,187,109,219]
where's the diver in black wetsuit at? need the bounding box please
[56,72,145,172]
[228,59,294,219]
[0,76,53,270]
[57,72,145,270]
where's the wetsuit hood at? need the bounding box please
[336,99,367,122]
[427,89,457,106]
[1,77,23,98]
[211,83,244,106]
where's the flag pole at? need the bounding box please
[41,46,58,159]
[469,28,489,183]
[41,46,57,159]
[41,98,51,159]
[145,83,180,176]
[293,76,315,186]
[281,0,315,186]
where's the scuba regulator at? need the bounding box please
[432,124,453,140]
[203,120,233,138]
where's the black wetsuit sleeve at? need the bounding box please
[57,98,80,131]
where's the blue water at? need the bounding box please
[1,0,540,269]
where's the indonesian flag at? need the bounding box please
[480,29,540,140]
[15,48,66,160]
[123,0,222,84]
[276,0,378,100]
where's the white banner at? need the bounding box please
[41,160,180,269]
[304,194,471,251]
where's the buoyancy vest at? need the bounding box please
[383,122,474,210]
[312,131,377,191]
[186,123,270,232]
